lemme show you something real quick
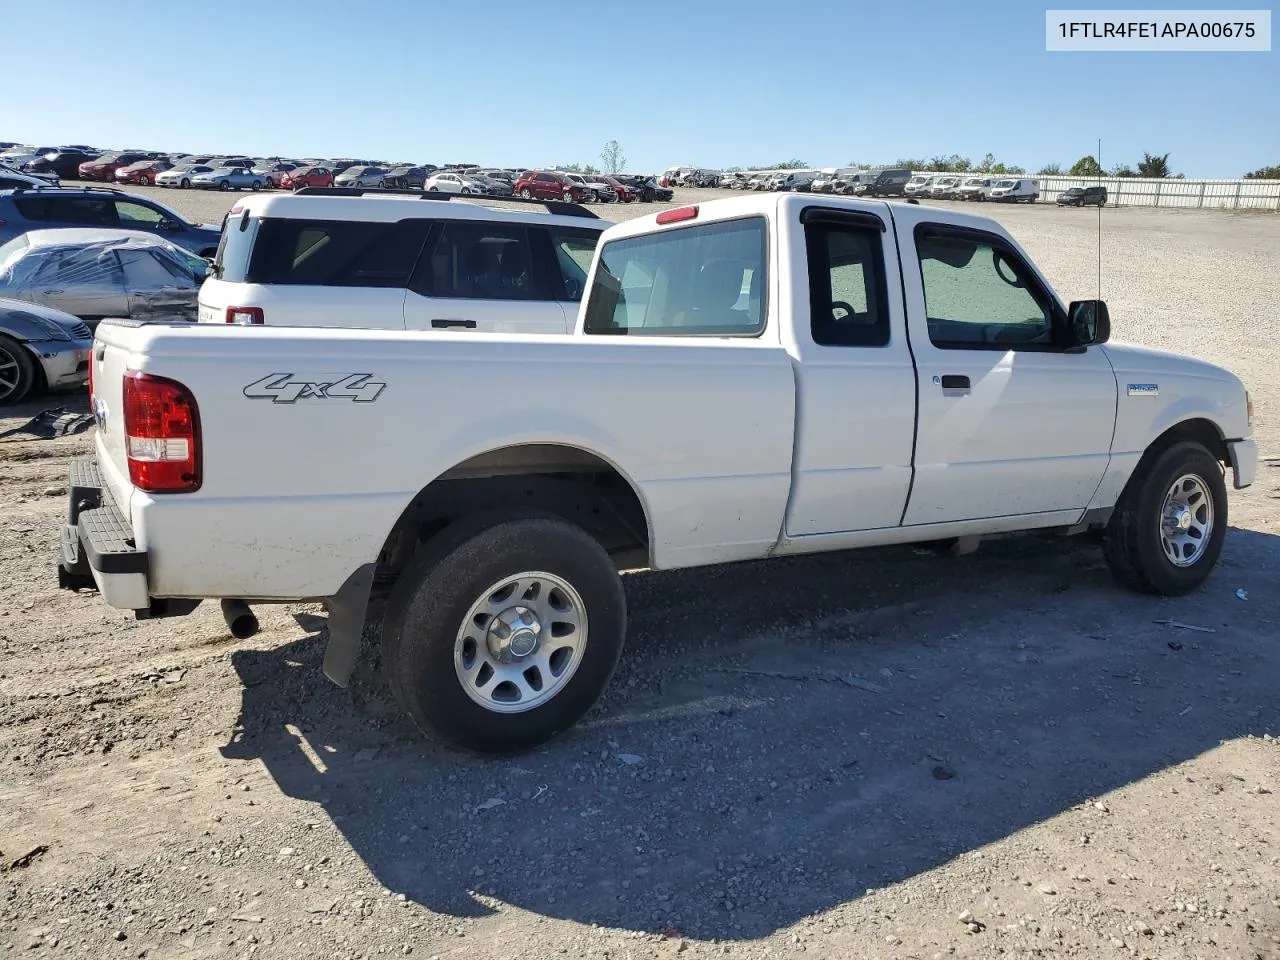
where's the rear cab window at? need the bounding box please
[583,217,767,336]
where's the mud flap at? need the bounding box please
[321,563,376,688]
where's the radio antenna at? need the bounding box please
[1096,137,1102,301]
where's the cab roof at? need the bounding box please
[597,193,1007,243]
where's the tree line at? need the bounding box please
[568,140,1280,181]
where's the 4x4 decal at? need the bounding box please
[243,373,386,404]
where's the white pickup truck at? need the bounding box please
[58,194,1257,754]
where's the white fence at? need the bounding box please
[1007,174,1280,210]
[712,169,1280,210]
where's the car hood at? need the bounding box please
[0,296,87,336]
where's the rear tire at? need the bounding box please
[1104,440,1227,595]
[0,335,37,405]
[382,516,627,754]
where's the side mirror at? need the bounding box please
[1066,299,1110,346]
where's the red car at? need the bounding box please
[78,152,148,181]
[280,165,334,190]
[513,170,589,203]
[114,159,173,186]
[599,175,635,202]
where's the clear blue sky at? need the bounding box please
[5,0,1276,177]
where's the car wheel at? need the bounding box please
[460,188,470,195]
[1104,440,1227,596]
[520,188,532,199]
[180,178,190,189]
[381,515,626,754]
[428,186,438,192]
[0,335,37,406]
[250,180,261,191]
[219,181,230,191]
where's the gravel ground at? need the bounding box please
[2,188,1279,960]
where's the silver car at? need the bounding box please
[0,228,208,329]
[333,165,390,188]
[0,296,92,404]
[190,166,268,191]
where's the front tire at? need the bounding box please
[382,516,627,754]
[0,335,37,405]
[218,180,230,191]
[1104,440,1227,595]
[180,178,190,189]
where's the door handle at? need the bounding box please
[939,374,970,390]
[431,318,477,329]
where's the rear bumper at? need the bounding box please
[1228,438,1257,489]
[57,458,150,609]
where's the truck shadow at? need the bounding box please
[221,526,1280,940]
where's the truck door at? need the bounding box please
[893,209,1117,525]
[781,205,917,536]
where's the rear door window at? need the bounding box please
[119,248,186,288]
[115,200,166,227]
[545,226,602,301]
[34,247,126,287]
[47,197,118,227]
[245,218,430,287]
[414,222,540,300]
[804,217,889,347]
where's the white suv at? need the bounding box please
[198,192,606,333]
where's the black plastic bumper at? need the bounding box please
[58,458,148,589]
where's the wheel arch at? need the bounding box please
[1141,417,1230,469]
[1111,417,1230,512]
[374,442,654,583]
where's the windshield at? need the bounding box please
[993,179,1015,188]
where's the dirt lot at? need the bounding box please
[2,189,1279,960]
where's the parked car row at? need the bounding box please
[3,145,684,205]
[902,174,1041,203]
[713,167,916,197]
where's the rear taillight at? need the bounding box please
[123,372,201,493]
[226,307,264,325]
